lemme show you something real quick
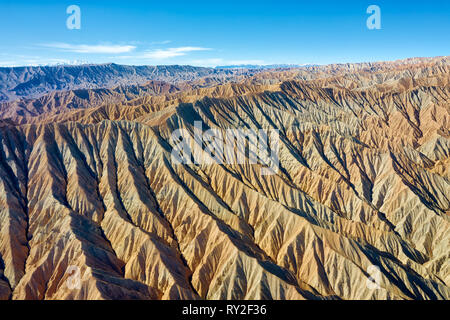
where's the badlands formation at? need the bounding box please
[0,57,449,300]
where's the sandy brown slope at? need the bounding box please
[0,57,448,300]
[0,80,182,120]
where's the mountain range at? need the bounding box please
[0,56,448,300]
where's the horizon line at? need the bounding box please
[0,55,448,69]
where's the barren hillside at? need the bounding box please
[0,57,449,300]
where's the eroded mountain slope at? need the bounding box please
[0,57,448,300]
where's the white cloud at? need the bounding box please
[149,40,172,45]
[0,56,84,67]
[189,58,265,67]
[41,43,136,54]
[142,47,211,59]
[225,59,265,66]
[0,61,21,67]
[189,58,225,66]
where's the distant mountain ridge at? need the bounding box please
[2,57,447,102]
[0,63,256,102]
[215,64,316,69]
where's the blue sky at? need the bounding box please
[0,0,449,67]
